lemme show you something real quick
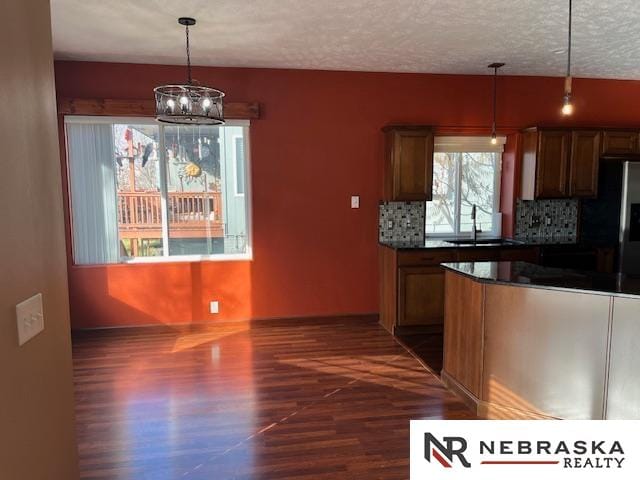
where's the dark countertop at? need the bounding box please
[379,238,532,250]
[441,261,640,299]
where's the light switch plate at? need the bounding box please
[351,195,360,208]
[210,301,219,314]
[16,293,44,346]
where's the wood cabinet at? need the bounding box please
[398,266,445,326]
[443,271,485,397]
[379,245,539,335]
[382,126,434,201]
[521,128,599,199]
[521,129,571,199]
[499,246,540,263]
[569,130,601,197]
[601,130,639,155]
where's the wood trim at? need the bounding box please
[441,370,480,413]
[57,98,261,119]
[478,401,560,420]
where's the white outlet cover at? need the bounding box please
[351,195,360,208]
[210,301,219,314]
[16,293,44,346]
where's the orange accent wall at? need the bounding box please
[55,62,640,328]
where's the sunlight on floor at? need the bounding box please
[277,354,439,395]
[171,324,249,353]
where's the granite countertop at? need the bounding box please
[441,261,640,298]
[379,238,530,250]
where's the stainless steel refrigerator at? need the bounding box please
[619,162,640,275]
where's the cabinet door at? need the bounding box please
[456,248,500,262]
[569,130,601,198]
[601,131,639,155]
[397,266,444,326]
[535,131,571,198]
[499,247,540,263]
[390,129,434,201]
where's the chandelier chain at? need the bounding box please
[185,23,192,85]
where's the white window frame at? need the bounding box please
[425,136,504,239]
[232,134,246,197]
[64,115,253,264]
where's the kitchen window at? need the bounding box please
[425,136,503,238]
[65,116,251,264]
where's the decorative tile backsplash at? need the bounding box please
[514,199,579,244]
[378,202,425,243]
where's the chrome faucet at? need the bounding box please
[471,204,479,242]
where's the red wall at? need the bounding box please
[55,61,640,328]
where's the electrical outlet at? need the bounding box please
[351,195,360,209]
[16,293,44,346]
[210,301,219,314]
[387,220,394,229]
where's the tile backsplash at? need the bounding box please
[514,199,578,244]
[378,202,425,243]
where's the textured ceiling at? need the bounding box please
[51,0,640,79]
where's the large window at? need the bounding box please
[66,117,251,264]
[425,136,503,238]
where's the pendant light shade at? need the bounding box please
[154,17,225,125]
[488,62,505,144]
[562,0,574,115]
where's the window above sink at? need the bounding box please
[425,136,504,239]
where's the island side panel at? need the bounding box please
[606,296,640,419]
[443,271,485,398]
[482,284,611,419]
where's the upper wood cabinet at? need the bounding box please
[521,128,600,199]
[601,131,640,155]
[521,129,571,199]
[570,130,601,197]
[382,126,434,201]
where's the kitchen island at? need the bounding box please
[441,261,640,420]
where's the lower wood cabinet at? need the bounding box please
[379,245,540,335]
[398,266,444,326]
[443,271,484,397]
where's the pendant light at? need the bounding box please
[154,17,225,125]
[562,0,574,115]
[488,62,505,145]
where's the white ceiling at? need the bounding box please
[51,0,640,79]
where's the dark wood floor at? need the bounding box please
[72,317,473,480]
[395,333,444,375]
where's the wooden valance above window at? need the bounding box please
[57,98,260,119]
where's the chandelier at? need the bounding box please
[154,17,225,125]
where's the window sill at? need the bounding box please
[123,252,253,264]
[72,251,253,267]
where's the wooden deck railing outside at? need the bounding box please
[117,191,224,239]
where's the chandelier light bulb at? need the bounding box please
[491,133,498,145]
[166,98,176,112]
[201,97,212,111]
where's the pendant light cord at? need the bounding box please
[567,0,572,78]
[185,24,192,85]
[492,66,497,133]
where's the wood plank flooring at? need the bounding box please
[72,316,474,480]
[396,333,444,375]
